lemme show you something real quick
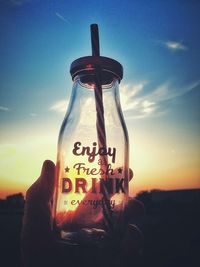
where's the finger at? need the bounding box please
[25,160,55,202]
[124,198,145,222]
[23,160,55,233]
[21,160,55,265]
[129,168,134,181]
[39,160,56,201]
[121,224,144,257]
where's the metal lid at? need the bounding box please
[70,56,123,82]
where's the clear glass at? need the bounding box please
[53,73,129,245]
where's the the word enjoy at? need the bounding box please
[72,141,116,163]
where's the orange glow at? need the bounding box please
[0,129,199,199]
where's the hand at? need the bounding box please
[21,160,144,267]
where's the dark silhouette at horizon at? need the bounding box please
[0,188,200,267]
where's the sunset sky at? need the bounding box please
[0,0,200,198]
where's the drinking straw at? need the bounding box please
[90,24,113,232]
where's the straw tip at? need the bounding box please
[90,23,98,27]
[90,24,99,33]
[90,24,100,57]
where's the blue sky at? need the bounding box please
[0,0,200,197]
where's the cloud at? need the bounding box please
[163,41,188,51]
[11,0,28,5]
[146,80,200,103]
[0,106,10,112]
[120,81,147,111]
[120,79,200,120]
[121,81,145,98]
[30,113,37,117]
[120,82,158,119]
[49,99,69,113]
[55,12,70,24]
[0,0,31,6]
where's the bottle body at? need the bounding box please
[53,74,129,244]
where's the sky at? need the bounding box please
[0,0,200,198]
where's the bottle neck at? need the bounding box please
[71,74,121,112]
[66,74,124,130]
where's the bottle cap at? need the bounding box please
[70,56,123,83]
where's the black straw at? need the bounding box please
[90,24,114,233]
[90,24,100,56]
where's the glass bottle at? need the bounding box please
[53,56,129,246]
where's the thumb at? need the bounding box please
[22,160,55,230]
[39,160,56,201]
[21,160,56,267]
